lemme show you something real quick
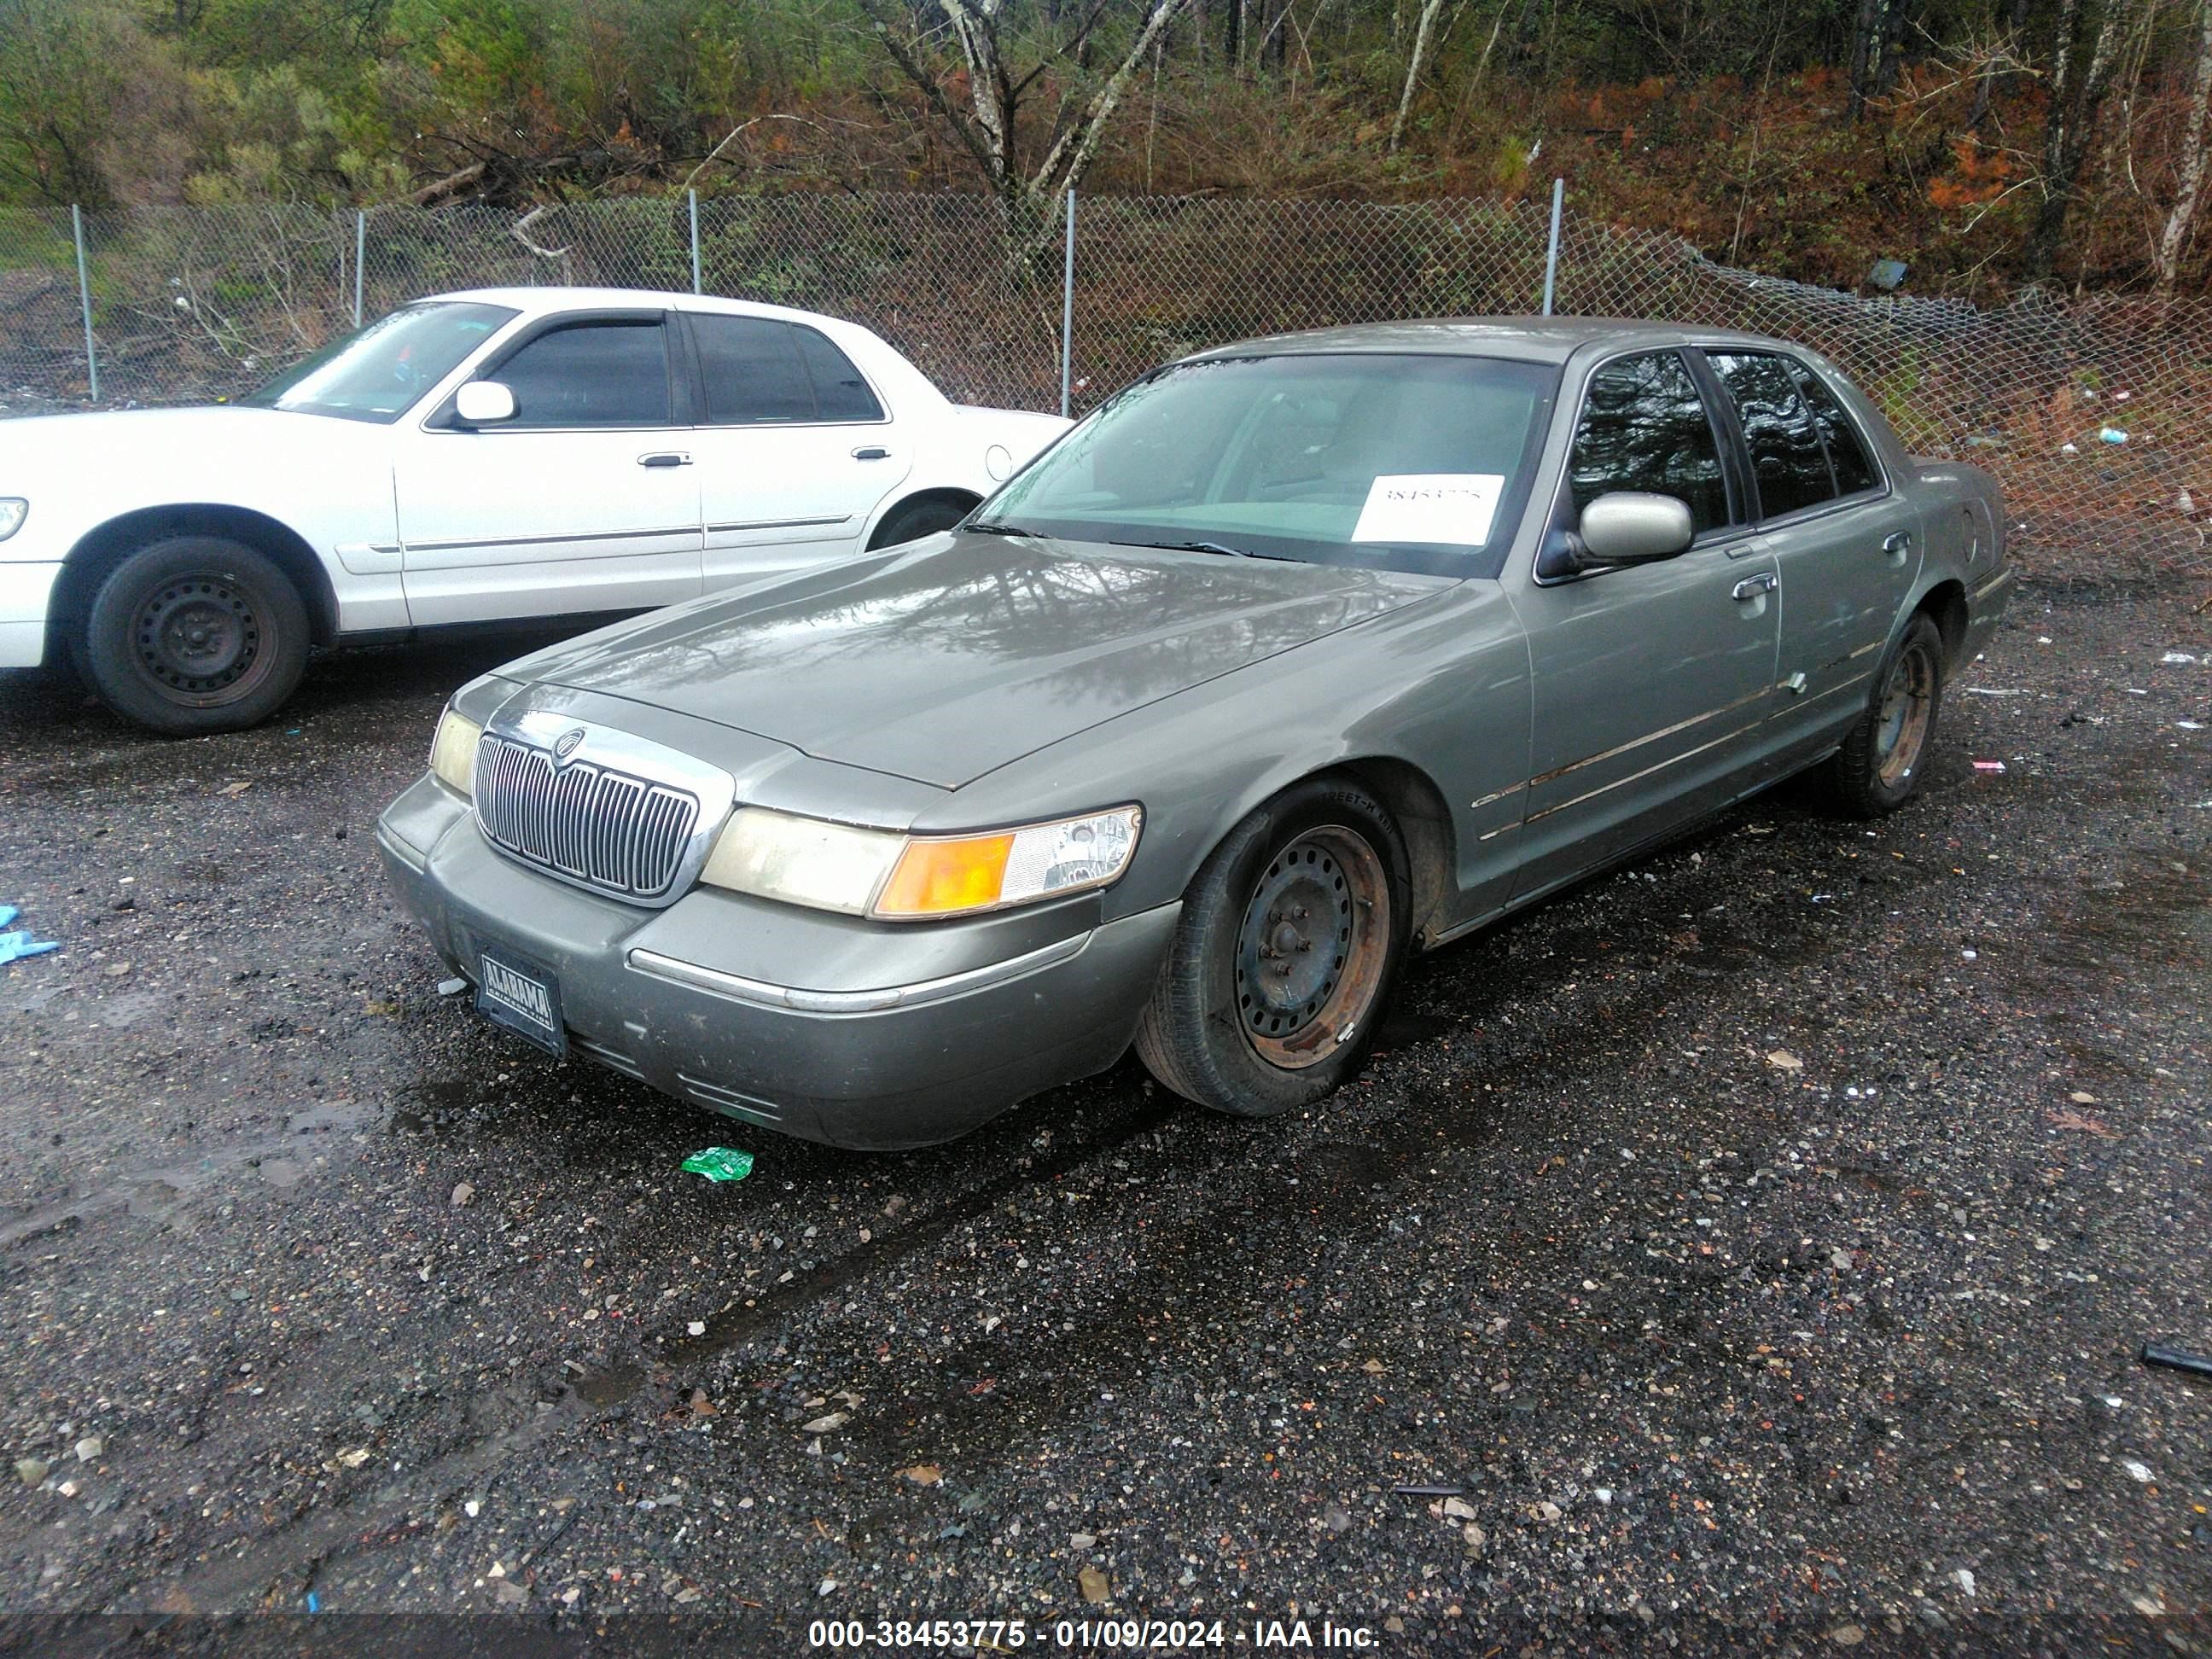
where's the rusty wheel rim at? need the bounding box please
[1875,637,1936,789]
[1233,825,1390,1071]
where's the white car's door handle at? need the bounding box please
[1732,571,1777,601]
[1883,530,1912,556]
[851,445,891,461]
[637,451,692,469]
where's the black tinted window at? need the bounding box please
[1789,361,1879,496]
[492,322,670,428]
[1710,352,1834,518]
[1567,351,1730,533]
[794,326,884,422]
[692,315,816,423]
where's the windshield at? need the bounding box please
[977,352,1557,577]
[241,301,517,422]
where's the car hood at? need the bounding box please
[0,405,375,472]
[511,533,1452,789]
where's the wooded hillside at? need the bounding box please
[3,0,2208,297]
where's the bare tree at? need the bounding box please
[862,0,1191,261]
[2022,0,2136,281]
[2157,0,2212,294]
[1388,0,1455,154]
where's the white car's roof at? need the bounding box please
[428,287,855,330]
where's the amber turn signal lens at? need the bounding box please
[876,834,1016,917]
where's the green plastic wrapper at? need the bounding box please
[681,1146,754,1183]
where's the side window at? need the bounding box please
[1787,360,1879,496]
[490,321,671,428]
[792,326,886,422]
[1567,351,1730,533]
[1708,352,1835,519]
[691,315,816,424]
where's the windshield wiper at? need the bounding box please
[1113,538,1294,562]
[962,519,1034,538]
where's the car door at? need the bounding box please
[396,311,703,626]
[1702,349,1921,767]
[1505,348,1781,901]
[678,311,917,588]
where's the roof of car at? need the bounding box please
[428,286,840,324]
[1185,317,1801,366]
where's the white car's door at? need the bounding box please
[396,311,703,626]
[678,311,916,587]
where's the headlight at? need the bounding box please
[429,707,482,795]
[699,804,1141,919]
[0,499,25,541]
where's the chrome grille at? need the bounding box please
[474,733,700,900]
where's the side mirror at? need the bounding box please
[454,381,517,427]
[1577,492,1695,566]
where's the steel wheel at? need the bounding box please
[1873,632,1937,789]
[1234,826,1392,1069]
[82,535,311,735]
[133,572,267,697]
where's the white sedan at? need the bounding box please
[0,288,1068,733]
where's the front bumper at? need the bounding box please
[0,562,60,668]
[375,774,1179,1150]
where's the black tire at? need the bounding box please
[1819,612,1945,818]
[1133,777,1411,1118]
[80,536,311,736]
[867,496,974,550]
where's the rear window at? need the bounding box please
[1708,351,1837,520]
[691,314,885,424]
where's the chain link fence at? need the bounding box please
[2,192,2206,585]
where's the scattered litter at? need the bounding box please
[436,976,468,997]
[1960,948,1978,960]
[2060,442,2079,455]
[1869,258,1908,291]
[1953,1569,1976,1598]
[450,1182,474,1208]
[1961,687,2025,696]
[73,1437,102,1462]
[2162,652,2199,664]
[1972,760,2006,773]
[0,905,59,965]
[1392,1483,1464,1498]
[2141,1343,2212,1379]
[899,1464,944,1486]
[686,1320,706,1336]
[2121,1458,2154,1482]
[2180,722,2205,731]
[1765,1051,1804,1072]
[2070,1091,2099,1103]
[681,1147,754,1184]
[800,1412,849,1435]
[2047,1108,2118,1138]
[2114,389,2132,401]
[216,780,253,795]
[1078,1565,1110,1604]
[2099,427,2129,445]
[1069,1531,1097,1549]
[1441,1496,1478,1520]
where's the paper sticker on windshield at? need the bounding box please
[1351,474,1505,546]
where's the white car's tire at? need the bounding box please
[81,536,310,736]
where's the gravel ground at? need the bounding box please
[0,580,2206,1656]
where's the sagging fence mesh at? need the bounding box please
[1,193,2205,585]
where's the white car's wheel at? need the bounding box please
[81,536,310,736]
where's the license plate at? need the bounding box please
[474,944,568,1057]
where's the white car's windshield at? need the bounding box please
[975,352,1557,577]
[242,300,517,423]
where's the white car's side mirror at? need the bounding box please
[454,381,517,427]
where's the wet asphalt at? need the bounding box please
[0,579,2207,1656]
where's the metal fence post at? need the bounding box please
[353,210,366,328]
[71,204,98,404]
[689,190,702,294]
[1540,178,1564,317]
[1059,188,1076,419]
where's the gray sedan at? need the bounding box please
[376,319,2011,1149]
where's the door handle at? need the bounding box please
[851,445,891,461]
[1883,530,1912,556]
[1732,571,1777,601]
[637,451,692,468]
